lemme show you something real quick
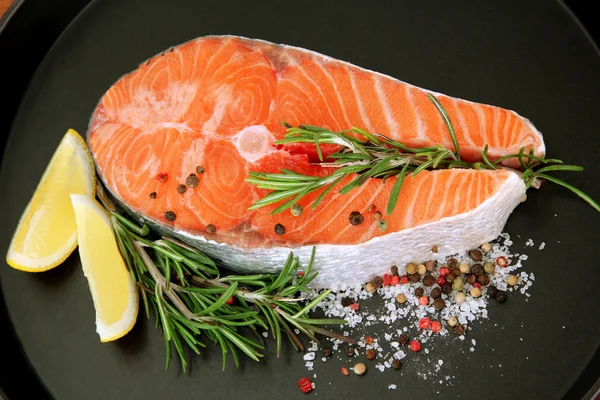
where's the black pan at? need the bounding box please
[1,1,599,399]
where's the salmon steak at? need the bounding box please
[88,35,540,286]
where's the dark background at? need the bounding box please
[0,0,598,399]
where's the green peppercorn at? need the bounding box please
[484,261,496,274]
[349,211,364,225]
[377,219,389,232]
[452,277,464,292]
[290,204,303,217]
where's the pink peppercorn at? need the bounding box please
[349,302,360,311]
[409,340,421,352]
[419,296,429,306]
[431,321,442,333]
[439,267,450,276]
[437,275,446,286]
[383,273,391,286]
[298,377,313,394]
[419,318,431,329]
[390,275,400,286]
[496,256,509,268]
[298,271,305,277]
[473,282,482,289]
[400,275,409,285]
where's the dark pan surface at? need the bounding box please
[1,0,599,398]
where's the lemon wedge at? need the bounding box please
[70,194,138,342]
[6,129,95,272]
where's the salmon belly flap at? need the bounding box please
[88,36,533,285]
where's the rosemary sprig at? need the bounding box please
[247,95,600,215]
[105,203,354,372]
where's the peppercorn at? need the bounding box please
[409,340,422,352]
[495,290,507,303]
[349,211,364,226]
[399,333,409,345]
[419,296,429,306]
[473,282,482,289]
[439,267,450,276]
[368,204,377,213]
[165,211,176,221]
[417,264,427,275]
[447,316,458,327]
[149,191,157,199]
[406,263,417,275]
[290,204,303,217]
[323,347,332,357]
[353,362,367,375]
[437,275,446,286]
[469,249,483,262]
[423,274,435,287]
[365,282,376,293]
[455,292,466,303]
[466,274,477,284]
[487,285,498,298]
[391,359,402,370]
[434,298,446,310]
[156,172,168,183]
[452,277,464,292]
[390,265,399,276]
[431,320,442,333]
[396,293,407,304]
[371,276,383,288]
[400,275,409,284]
[445,273,455,284]
[206,224,216,234]
[196,166,205,175]
[415,287,424,298]
[470,287,482,298]
[430,287,442,299]
[484,261,496,274]
[425,260,437,272]
[383,274,391,286]
[390,275,400,286]
[481,242,492,253]
[452,268,461,277]
[496,256,509,268]
[471,263,484,276]
[453,324,466,335]
[377,220,389,232]
[365,349,377,360]
[447,258,459,269]
[274,223,286,235]
[341,297,353,307]
[419,318,431,329]
[459,263,470,274]
[477,274,490,286]
[431,245,439,253]
[298,377,313,394]
[346,346,356,357]
[408,273,421,283]
[373,211,382,220]
[364,336,374,345]
[177,184,187,194]
[507,275,518,286]
[441,283,452,295]
[186,173,200,188]
[341,367,349,376]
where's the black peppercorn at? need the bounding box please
[341,297,353,307]
[366,349,377,360]
[196,166,205,175]
[408,273,420,283]
[391,359,402,370]
[466,274,477,284]
[177,184,187,194]
[415,288,424,297]
[274,223,286,235]
[371,276,383,289]
[471,264,484,276]
[149,191,157,199]
[425,260,437,272]
[487,286,498,298]
[186,173,200,188]
[423,274,435,287]
[477,274,490,286]
[165,211,176,221]
[447,258,459,269]
[346,346,356,357]
[391,265,399,276]
[441,283,452,295]
[452,324,466,335]
[469,249,483,262]
[348,211,364,226]
[206,224,216,234]
[445,273,455,284]
[323,347,332,357]
[495,290,507,303]
[399,333,409,346]
[452,268,461,277]
[430,287,442,299]
[434,298,446,310]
